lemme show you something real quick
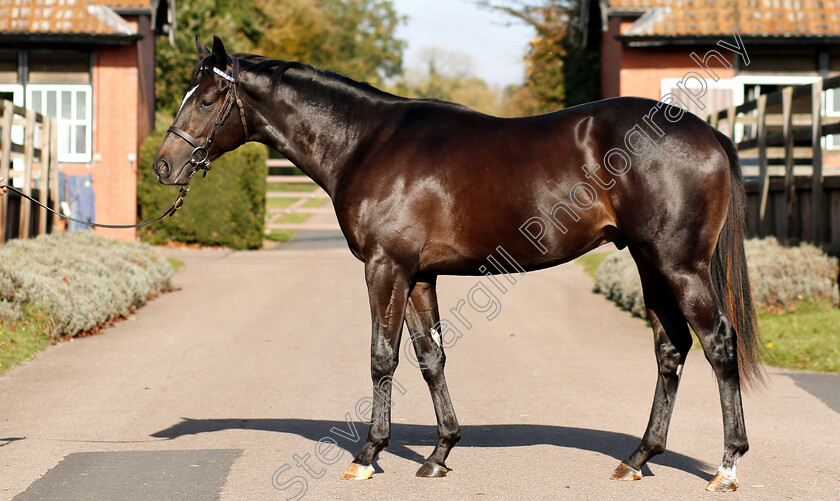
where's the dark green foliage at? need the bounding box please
[137,130,267,249]
[561,39,600,107]
[480,0,601,112]
[155,0,404,117]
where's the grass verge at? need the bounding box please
[576,252,609,279]
[577,251,840,374]
[0,255,183,376]
[758,299,840,373]
[0,306,53,375]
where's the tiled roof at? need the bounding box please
[606,0,840,37]
[0,0,153,37]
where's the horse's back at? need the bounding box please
[338,96,731,273]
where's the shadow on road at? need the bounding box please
[151,418,713,480]
[782,372,840,414]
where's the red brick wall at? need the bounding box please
[91,44,139,240]
[619,46,736,100]
[601,16,738,101]
[59,17,156,241]
[600,17,623,99]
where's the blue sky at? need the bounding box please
[391,0,536,88]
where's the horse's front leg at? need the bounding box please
[341,251,413,480]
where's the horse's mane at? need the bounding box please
[234,53,402,103]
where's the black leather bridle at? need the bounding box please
[166,56,249,182]
[0,58,251,229]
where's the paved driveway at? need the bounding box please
[1,236,839,500]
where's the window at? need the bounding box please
[825,88,840,150]
[3,51,93,163]
[27,85,92,163]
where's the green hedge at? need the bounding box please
[0,232,173,338]
[593,238,840,318]
[138,129,267,250]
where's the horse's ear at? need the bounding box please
[212,35,228,69]
[195,35,211,60]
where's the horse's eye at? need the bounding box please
[200,100,214,109]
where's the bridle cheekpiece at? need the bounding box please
[166,56,249,183]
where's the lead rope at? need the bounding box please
[0,184,190,229]
[0,58,249,231]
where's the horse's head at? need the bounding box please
[153,35,249,185]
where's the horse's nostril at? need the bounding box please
[157,159,169,175]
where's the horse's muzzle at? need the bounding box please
[153,153,193,186]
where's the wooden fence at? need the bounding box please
[0,100,59,242]
[265,158,338,231]
[706,75,840,244]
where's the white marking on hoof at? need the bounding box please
[340,463,374,480]
[610,462,642,481]
[706,464,739,492]
[430,327,441,347]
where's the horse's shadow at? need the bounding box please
[151,418,713,481]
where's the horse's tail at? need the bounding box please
[710,129,765,388]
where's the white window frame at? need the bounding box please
[824,88,840,150]
[0,83,23,106]
[25,84,92,163]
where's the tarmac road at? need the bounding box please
[1,230,839,500]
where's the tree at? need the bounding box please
[477,0,599,114]
[155,0,405,117]
[389,48,509,116]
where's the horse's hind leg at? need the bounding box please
[611,249,692,481]
[660,265,748,492]
[403,278,460,477]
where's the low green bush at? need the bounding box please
[0,232,173,338]
[593,238,840,318]
[137,129,267,250]
[593,250,646,317]
[746,238,839,309]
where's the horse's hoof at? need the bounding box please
[415,461,448,478]
[340,463,374,480]
[705,471,739,492]
[610,462,642,481]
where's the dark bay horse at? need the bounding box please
[153,36,762,492]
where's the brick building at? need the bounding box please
[0,0,174,240]
[590,0,840,117]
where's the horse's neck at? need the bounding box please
[247,67,387,196]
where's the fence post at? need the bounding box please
[782,86,795,240]
[19,109,35,239]
[811,80,824,243]
[727,104,737,141]
[49,118,59,232]
[757,94,770,236]
[38,115,49,235]
[0,101,12,242]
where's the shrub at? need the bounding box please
[594,250,646,317]
[137,128,268,250]
[0,232,173,338]
[593,238,840,319]
[745,238,839,308]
